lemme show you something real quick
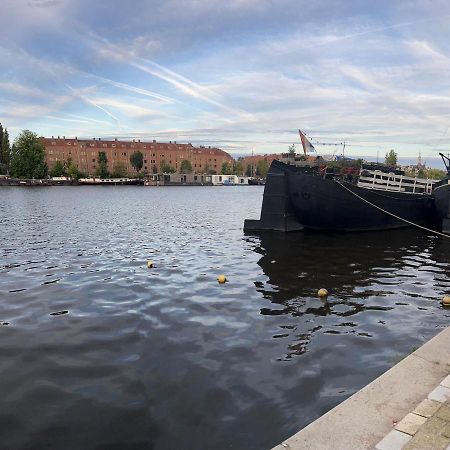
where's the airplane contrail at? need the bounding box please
[65,83,123,128]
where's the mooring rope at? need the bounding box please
[335,180,450,239]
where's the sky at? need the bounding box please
[1,0,450,159]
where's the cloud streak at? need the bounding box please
[1,0,450,157]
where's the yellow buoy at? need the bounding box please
[442,296,450,306]
[147,260,154,269]
[317,288,328,297]
[217,275,227,284]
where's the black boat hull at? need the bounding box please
[433,182,450,233]
[244,160,440,232]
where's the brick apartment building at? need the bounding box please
[239,153,281,174]
[40,136,234,175]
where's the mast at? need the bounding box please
[251,147,254,177]
[439,152,450,176]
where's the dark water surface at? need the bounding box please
[1,186,449,450]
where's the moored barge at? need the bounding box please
[244,131,447,233]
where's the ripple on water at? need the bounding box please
[0,186,449,450]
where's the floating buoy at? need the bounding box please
[217,274,227,284]
[442,296,450,306]
[317,288,328,297]
[147,260,154,269]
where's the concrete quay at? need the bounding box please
[272,326,450,450]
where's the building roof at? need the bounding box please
[40,137,231,157]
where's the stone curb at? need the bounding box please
[374,376,450,450]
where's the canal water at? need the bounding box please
[1,186,449,450]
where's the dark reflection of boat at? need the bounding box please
[433,153,450,233]
[248,229,450,360]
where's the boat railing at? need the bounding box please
[357,169,435,194]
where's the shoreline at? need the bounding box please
[0,178,259,187]
[272,325,450,450]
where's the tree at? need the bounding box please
[67,161,82,180]
[180,159,193,173]
[96,151,109,178]
[233,160,244,175]
[0,124,10,174]
[426,168,446,180]
[10,130,48,179]
[203,163,216,174]
[288,144,296,155]
[0,123,3,158]
[245,164,252,177]
[112,161,128,178]
[256,159,269,177]
[160,160,176,173]
[130,151,143,173]
[50,160,66,177]
[221,161,231,174]
[0,123,4,166]
[385,149,397,166]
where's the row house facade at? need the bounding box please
[239,154,281,174]
[40,136,234,175]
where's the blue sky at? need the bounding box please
[1,0,450,158]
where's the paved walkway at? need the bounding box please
[272,326,450,450]
[375,375,450,450]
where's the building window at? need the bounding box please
[103,144,107,148]
[92,158,95,162]
[112,144,116,148]
[90,143,94,147]
[144,159,147,163]
[67,142,71,146]
[51,142,56,145]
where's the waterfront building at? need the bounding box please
[402,153,427,177]
[209,174,250,185]
[143,173,250,186]
[40,136,234,176]
[240,153,280,175]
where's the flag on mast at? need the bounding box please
[299,129,316,155]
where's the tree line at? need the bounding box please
[0,123,11,175]
[0,127,271,179]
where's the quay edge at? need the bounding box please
[272,326,450,450]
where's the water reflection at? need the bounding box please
[1,186,450,450]
[249,229,450,360]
